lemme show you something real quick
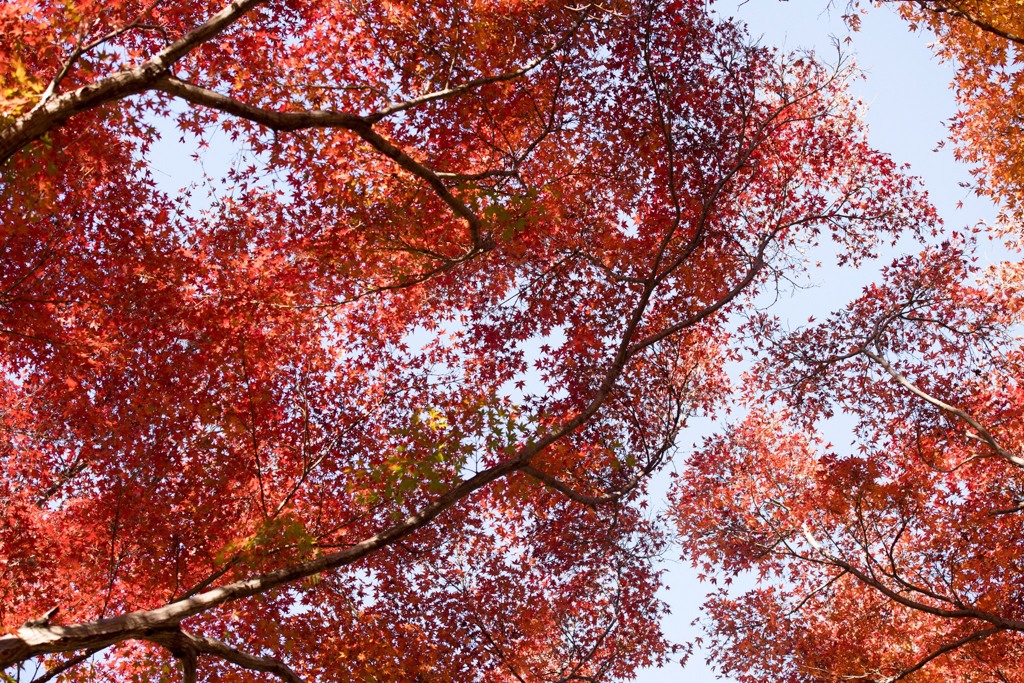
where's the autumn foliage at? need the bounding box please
[675,240,1024,681]
[670,3,1024,681]
[892,0,1024,222]
[0,0,1020,681]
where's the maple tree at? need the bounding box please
[0,0,949,681]
[666,3,1024,681]
[674,239,1024,681]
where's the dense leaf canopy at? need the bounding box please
[0,0,1021,682]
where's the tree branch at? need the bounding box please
[521,465,615,509]
[0,452,522,667]
[30,0,168,113]
[800,524,1024,630]
[889,626,1003,682]
[0,0,268,165]
[30,647,103,683]
[153,76,490,247]
[178,650,197,683]
[863,348,1024,468]
[910,1,1024,45]
[363,18,583,125]
[188,634,306,683]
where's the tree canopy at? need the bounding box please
[673,2,1024,680]
[0,1,1021,682]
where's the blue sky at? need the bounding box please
[639,2,999,681]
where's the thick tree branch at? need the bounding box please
[0,453,522,667]
[30,1,168,113]
[178,651,198,683]
[0,0,267,165]
[910,1,1024,45]
[153,76,490,247]
[187,634,306,683]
